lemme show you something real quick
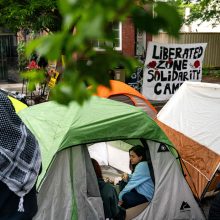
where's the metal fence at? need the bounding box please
[0,34,17,80]
[152,33,220,68]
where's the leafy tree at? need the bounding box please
[1,0,182,104]
[17,41,28,71]
[0,0,61,33]
[184,0,220,26]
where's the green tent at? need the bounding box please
[18,96,204,220]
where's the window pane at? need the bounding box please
[112,22,119,31]
[93,22,121,50]
[113,38,119,48]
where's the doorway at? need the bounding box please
[0,34,17,81]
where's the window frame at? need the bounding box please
[93,22,122,51]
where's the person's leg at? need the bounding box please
[122,190,148,209]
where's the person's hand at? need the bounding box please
[121,173,128,182]
[118,200,123,206]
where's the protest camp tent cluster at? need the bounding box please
[156,82,220,200]
[94,80,157,118]
[18,96,205,220]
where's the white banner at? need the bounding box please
[142,42,207,101]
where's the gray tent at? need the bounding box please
[19,97,205,220]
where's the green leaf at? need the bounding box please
[26,33,65,60]
[21,70,45,91]
[77,14,104,39]
[132,7,161,35]
[132,3,182,37]
[155,2,182,37]
[19,0,182,105]
[26,37,45,57]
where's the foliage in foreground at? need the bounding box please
[2,0,182,104]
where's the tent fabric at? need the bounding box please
[134,140,205,220]
[157,82,220,199]
[158,82,220,155]
[156,120,220,199]
[95,80,157,118]
[131,96,155,118]
[109,95,134,105]
[33,146,105,220]
[18,97,171,187]
[19,96,205,219]
[8,96,28,113]
[71,146,105,220]
[33,149,75,220]
[89,141,131,174]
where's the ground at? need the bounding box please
[202,75,220,84]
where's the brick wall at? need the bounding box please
[122,18,135,57]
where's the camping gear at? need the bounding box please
[156,82,220,200]
[19,96,205,220]
[94,80,157,118]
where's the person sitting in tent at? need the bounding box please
[91,158,125,220]
[118,145,154,209]
[0,92,41,220]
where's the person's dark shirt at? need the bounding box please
[208,191,220,220]
[98,178,125,220]
[0,181,38,218]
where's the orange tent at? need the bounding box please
[95,80,157,118]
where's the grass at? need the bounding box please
[202,68,220,78]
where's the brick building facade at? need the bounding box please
[122,18,136,57]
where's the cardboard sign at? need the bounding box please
[142,42,207,101]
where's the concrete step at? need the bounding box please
[0,83,23,92]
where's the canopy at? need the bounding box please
[94,80,157,118]
[19,97,171,186]
[18,96,205,220]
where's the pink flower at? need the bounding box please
[27,61,39,69]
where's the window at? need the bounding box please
[93,22,122,51]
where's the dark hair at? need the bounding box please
[91,158,103,179]
[129,145,147,172]
[38,56,48,68]
[30,53,38,61]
